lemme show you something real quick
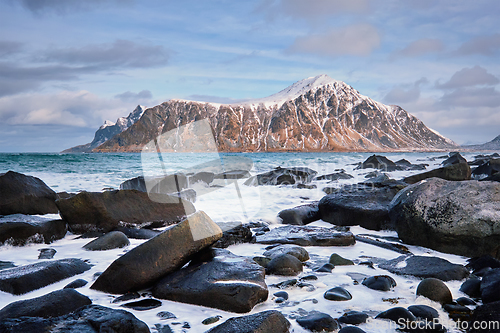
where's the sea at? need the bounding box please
[0,151,492,332]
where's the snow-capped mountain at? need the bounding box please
[462,134,500,150]
[68,75,456,153]
[62,105,146,153]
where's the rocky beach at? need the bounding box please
[1,151,500,333]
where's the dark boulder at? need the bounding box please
[121,299,162,311]
[407,305,439,321]
[0,289,91,320]
[212,223,253,248]
[390,178,500,259]
[56,189,195,233]
[362,275,396,291]
[91,211,222,294]
[396,159,428,170]
[114,226,160,239]
[338,327,366,333]
[441,153,467,167]
[119,175,147,192]
[278,202,320,225]
[64,279,88,289]
[82,231,130,251]
[355,155,400,171]
[214,170,251,179]
[467,255,500,272]
[481,268,500,303]
[0,171,58,215]
[0,215,67,246]
[206,310,290,333]
[266,254,303,276]
[188,171,215,185]
[378,255,469,281]
[375,307,417,323]
[468,300,500,333]
[324,286,352,301]
[152,248,268,313]
[403,162,471,184]
[460,278,481,299]
[315,171,354,181]
[0,304,149,333]
[338,311,369,324]
[416,278,453,305]
[0,258,92,295]
[244,166,317,186]
[296,312,339,332]
[255,225,355,246]
[38,248,57,259]
[472,158,500,179]
[329,253,354,266]
[263,244,310,262]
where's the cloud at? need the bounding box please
[455,33,500,56]
[384,78,428,104]
[0,41,23,58]
[115,90,153,102]
[438,87,500,108]
[395,38,444,57]
[287,24,380,57]
[13,0,132,15]
[266,0,370,20]
[41,39,171,69]
[436,66,499,89]
[0,90,132,127]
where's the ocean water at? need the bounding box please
[0,151,489,332]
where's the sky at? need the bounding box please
[0,0,499,152]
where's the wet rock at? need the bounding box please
[157,311,177,320]
[467,255,500,272]
[354,235,411,254]
[111,292,141,303]
[0,215,67,246]
[115,226,160,239]
[64,279,88,289]
[472,158,500,179]
[318,181,403,231]
[296,312,339,332]
[443,303,471,321]
[442,153,467,167]
[244,166,317,186]
[91,211,222,294]
[375,307,417,322]
[480,268,500,303]
[339,327,366,333]
[255,225,355,246]
[0,304,149,333]
[324,286,352,301]
[403,161,471,184]
[121,299,162,311]
[38,248,56,259]
[263,244,310,262]
[56,189,195,233]
[468,300,500,333]
[266,254,303,276]
[329,253,354,266]
[362,275,396,291]
[207,310,290,333]
[212,223,253,248]
[456,296,476,306]
[189,171,215,185]
[315,171,354,181]
[379,255,469,281]
[203,315,222,325]
[278,202,320,225]
[154,324,173,333]
[460,277,481,298]
[253,256,271,268]
[153,249,268,313]
[355,155,400,171]
[0,258,92,295]
[315,263,334,272]
[338,311,369,325]
[214,170,251,179]
[407,305,439,321]
[390,178,500,259]
[83,231,130,251]
[396,159,428,170]
[273,291,289,300]
[270,279,298,289]
[0,171,58,215]
[416,278,453,305]
[0,261,15,270]
[119,175,148,192]
[0,288,91,320]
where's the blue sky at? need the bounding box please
[1,0,499,152]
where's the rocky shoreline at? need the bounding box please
[1,152,500,332]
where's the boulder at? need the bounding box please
[212,223,253,248]
[355,155,400,171]
[0,289,91,320]
[0,171,58,215]
[315,171,354,181]
[0,215,67,245]
[472,158,500,179]
[263,244,310,262]
[64,279,88,289]
[375,307,416,323]
[480,268,500,303]
[390,178,500,259]
[329,253,354,266]
[119,175,148,192]
[121,299,162,311]
[244,166,317,186]
[319,181,403,231]
[265,254,303,276]
[0,258,92,295]
[82,231,130,251]
[403,162,471,184]
[214,170,251,179]
[362,275,396,291]
[441,153,467,167]
[56,189,195,233]
[395,159,428,170]
[114,226,160,239]
[416,278,453,305]
[324,287,352,301]
[278,202,320,225]
[91,211,222,294]
[255,225,355,246]
[38,248,57,259]
[468,300,500,333]
[338,311,369,325]
[407,305,439,321]
[206,310,290,333]
[338,327,366,333]
[378,255,469,281]
[188,171,215,185]
[460,277,481,299]
[296,312,339,332]
[0,304,149,333]
[152,249,267,313]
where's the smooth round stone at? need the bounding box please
[362,275,396,291]
[375,307,416,323]
[456,297,476,306]
[157,311,177,320]
[300,275,318,281]
[407,305,439,320]
[83,231,130,251]
[265,254,303,276]
[274,297,286,304]
[296,312,339,332]
[459,277,481,298]
[263,245,310,262]
[273,291,289,300]
[338,311,369,324]
[339,327,366,333]
[416,278,453,305]
[324,286,352,301]
[315,263,335,273]
[202,315,222,325]
[121,299,162,311]
[329,253,354,266]
[63,279,88,289]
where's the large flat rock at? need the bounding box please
[255,225,355,246]
[206,310,290,333]
[91,211,222,294]
[0,215,67,246]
